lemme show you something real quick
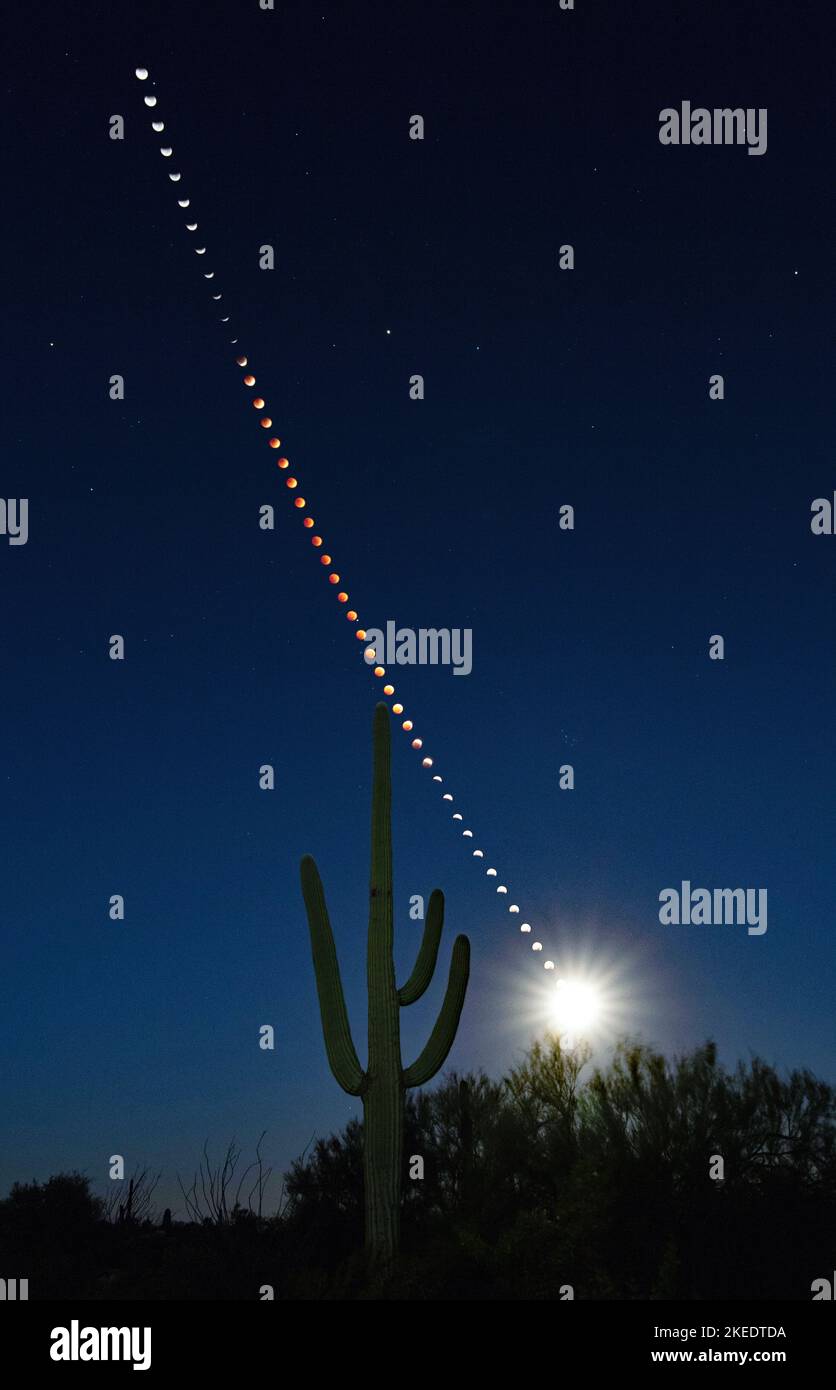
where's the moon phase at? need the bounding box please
[133,73,552,972]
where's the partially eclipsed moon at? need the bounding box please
[135,67,148,80]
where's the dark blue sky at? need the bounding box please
[3,0,834,1211]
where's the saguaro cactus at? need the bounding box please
[301,702,470,1262]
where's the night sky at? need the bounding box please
[3,0,834,1213]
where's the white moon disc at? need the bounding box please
[520,923,531,933]
[135,68,148,80]
[177,199,189,207]
[509,905,519,913]
[452,813,462,821]
[432,775,442,783]
[497,885,508,894]
[160,147,173,157]
[211,294,222,300]
[544,961,555,970]
[152,121,164,132]
[462,830,473,837]
[143,95,157,107]
[186,222,197,231]
[532,942,543,952]
[486,868,497,877]
[203,272,214,278]
[442,793,453,802]
[220,317,229,322]
[195,247,206,254]
[168,172,181,181]
[473,850,483,858]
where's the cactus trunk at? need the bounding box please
[363,706,403,1259]
[301,703,471,1265]
[362,1080,403,1259]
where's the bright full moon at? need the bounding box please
[550,978,602,1035]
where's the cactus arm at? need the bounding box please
[300,854,367,1096]
[402,934,470,1088]
[398,889,444,1005]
